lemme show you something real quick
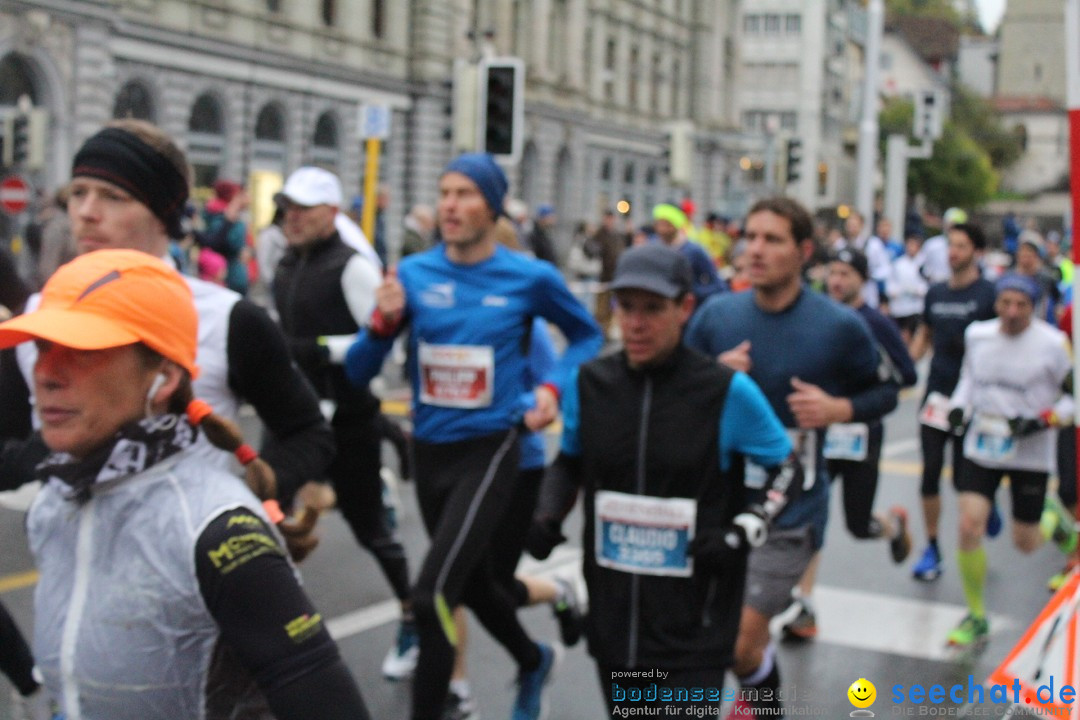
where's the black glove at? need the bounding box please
[947,408,967,436]
[525,517,566,560]
[687,525,748,574]
[1009,416,1049,438]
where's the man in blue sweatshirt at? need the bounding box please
[345,153,602,720]
[685,197,898,718]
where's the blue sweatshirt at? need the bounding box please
[346,244,603,443]
[684,287,898,545]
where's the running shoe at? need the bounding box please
[510,642,561,720]
[780,599,817,641]
[986,502,1002,539]
[1047,558,1077,592]
[946,613,988,648]
[552,577,583,647]
[381,620,419,680]
[10,688,60,720]
[888,506,912,564]
[440,689,479,720]
[912,544,942,582]
[1041,494,1078,555]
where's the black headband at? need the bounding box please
[71,127,189,239]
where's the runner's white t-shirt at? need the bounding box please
[951,318,1071,471]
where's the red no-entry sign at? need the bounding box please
[0,175,30,216]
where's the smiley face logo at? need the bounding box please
[848,678,876,710]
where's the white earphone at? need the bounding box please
[146,372,168,402]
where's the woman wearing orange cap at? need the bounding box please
[0,250,370,720]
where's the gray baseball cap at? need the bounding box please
[610,244,693,299]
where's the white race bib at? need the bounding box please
[594,491,697,577]
[746,429,817,491]
[418,342,494,409]
[822,423,870,461]
[969,413,1017,463]
[919,392,952,432]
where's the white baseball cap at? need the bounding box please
[281,166,343,207]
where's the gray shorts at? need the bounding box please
[743,525,816,617]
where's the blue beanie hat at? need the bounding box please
[996,272,1042,304]
[443,153,508,218]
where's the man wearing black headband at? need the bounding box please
[0,119,363,716]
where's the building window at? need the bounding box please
[255,104,285,141]
[1013,123,1028,152]
[266,0,281,13]
[651,52,662,109]
[623,162,635,184]
[764,14,781,33]
[780,111,797,131]
[187,93,225,187]
[604,37,617,102]
[1034,63,1042,82]
[113,80,155,122]
[0,53,37,106]
[785,14,801,34]
[601,157,613,181]
[744,14,760,33]
[311,111,340,170]
[321,0,336,26]
[371,0,385,38]
[549,0,568,79]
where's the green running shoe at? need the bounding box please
[946,613,989,648]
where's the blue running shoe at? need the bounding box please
[511,642,561,720]
[912,543,942,582]
[986,503,1002,539]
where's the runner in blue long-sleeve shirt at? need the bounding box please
[345,153,602,720]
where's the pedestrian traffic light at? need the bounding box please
[785,138,802,184]
[476,57,524,162]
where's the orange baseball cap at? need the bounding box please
[0,249,199,377]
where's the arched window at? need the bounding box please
[255,104,285,141]
[311,111,340,171]
[188,93,226,187]
[0,53,38,106]
[253,102,287,172]
[113,80,155,122]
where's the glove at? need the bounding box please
[525,517,566,560]
[688,525,748,574]
[947,408,967,436]
[1009,413,1053,438]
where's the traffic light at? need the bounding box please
[913,89,944,141]
[11,114,28,166]
[785,138,802,184]
[666,122,694,187]
[476,58,524,161]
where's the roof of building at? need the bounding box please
[886,16,960,63]
[990,95,1065,113]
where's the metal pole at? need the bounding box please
[856,0,884,223]
[361,137,381,243]
[1065,0,1080,523]
[884,134,908,245]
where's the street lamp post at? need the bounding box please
[856,0,884,223]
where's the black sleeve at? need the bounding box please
[195,509,370,720]
[0,248,30,313]
[0,349,32,442]
[0,434,48,492]
[225,301,336,502]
